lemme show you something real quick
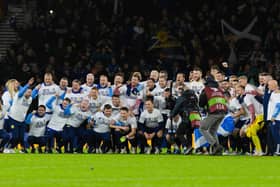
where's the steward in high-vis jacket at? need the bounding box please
[199,75,227,155]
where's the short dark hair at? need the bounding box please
[38,105,46,110]
[112,94,120,98]
[147,78,156,83]
[64,97,71,103]
[164,88,170,92]
[120,107,129,112]
[72,79,81,84]
[115,72,124,78]
[145,95,154,103]
[60,77,68,81]
[104,104,112,110]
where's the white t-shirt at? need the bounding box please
[92,112,113,133]
[245,84,257,95]
[153,85,167,96]
[119,85,143,115]
[38,83,60,107]
[97,85,113,99]
[165,116,182,132]
[153,95,170,115]
[65,105,91,128]
[0,108,7,129]
[243,94,263,115]
[1,91,13,119]
[101,101,123,118]
[228,98,242,113]
[187,81,205,96]
[1,91,12,111]
[65,89,86,104]
[85,95,108,114]
[113,114,137,129]
[47,105,70,131]
[267,91,280,121]
[9,93,32,122]
[28,114,51,137]
[81,83,97,95]
[138,108,164,128]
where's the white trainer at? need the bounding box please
[154,147,160,154]
[120,148,127,154]
[145,147,151,154]
[3,148,15,154]
[130,147,137,154]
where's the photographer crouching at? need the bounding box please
[169,87,200,155]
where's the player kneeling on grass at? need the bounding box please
[138,99,164,154]
[88,104,114,153]
[110,107,137,154]
[25,105,50,153]
[0,102,11,153]
[46,96,72,153]
[63,99,91,153]
[165,114,182,154]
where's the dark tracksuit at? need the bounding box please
[170,89,199,149]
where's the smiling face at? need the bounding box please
[176,73,185,84]
[62,98,71,108]
[89,88,99,98]
[235,85,245,96]
[112,96,120,106]
[229,76,238,87]
[131,76,140,87]
[72,80,81,91]
[44,74,53,85]
[192,70,202,81]
[146,79,155,89]
[158,77,167,88]
[220,81,230,90]
[145,100,154,113]
[99,75,108,87]
[80,100,89,111]
[86,74,95,85]
[114,75,123,86]
[103,108,112,117]
[37,106,46,116]
[24,89,32,98]
[150,70,159,81]
[238,77,247,87]
[59,78,68,89]
[120,109,129,120]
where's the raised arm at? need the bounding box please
[46,96,56,110]
[25,113,33,125]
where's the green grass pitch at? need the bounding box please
[1,154,280,187]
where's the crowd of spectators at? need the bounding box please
[1,0,280,89]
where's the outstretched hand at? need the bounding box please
[28,77,35,85]
[35,84,41,90]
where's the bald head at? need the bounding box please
[86,73,95,85]
[150,70,159,81]
[268,80,278,91]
